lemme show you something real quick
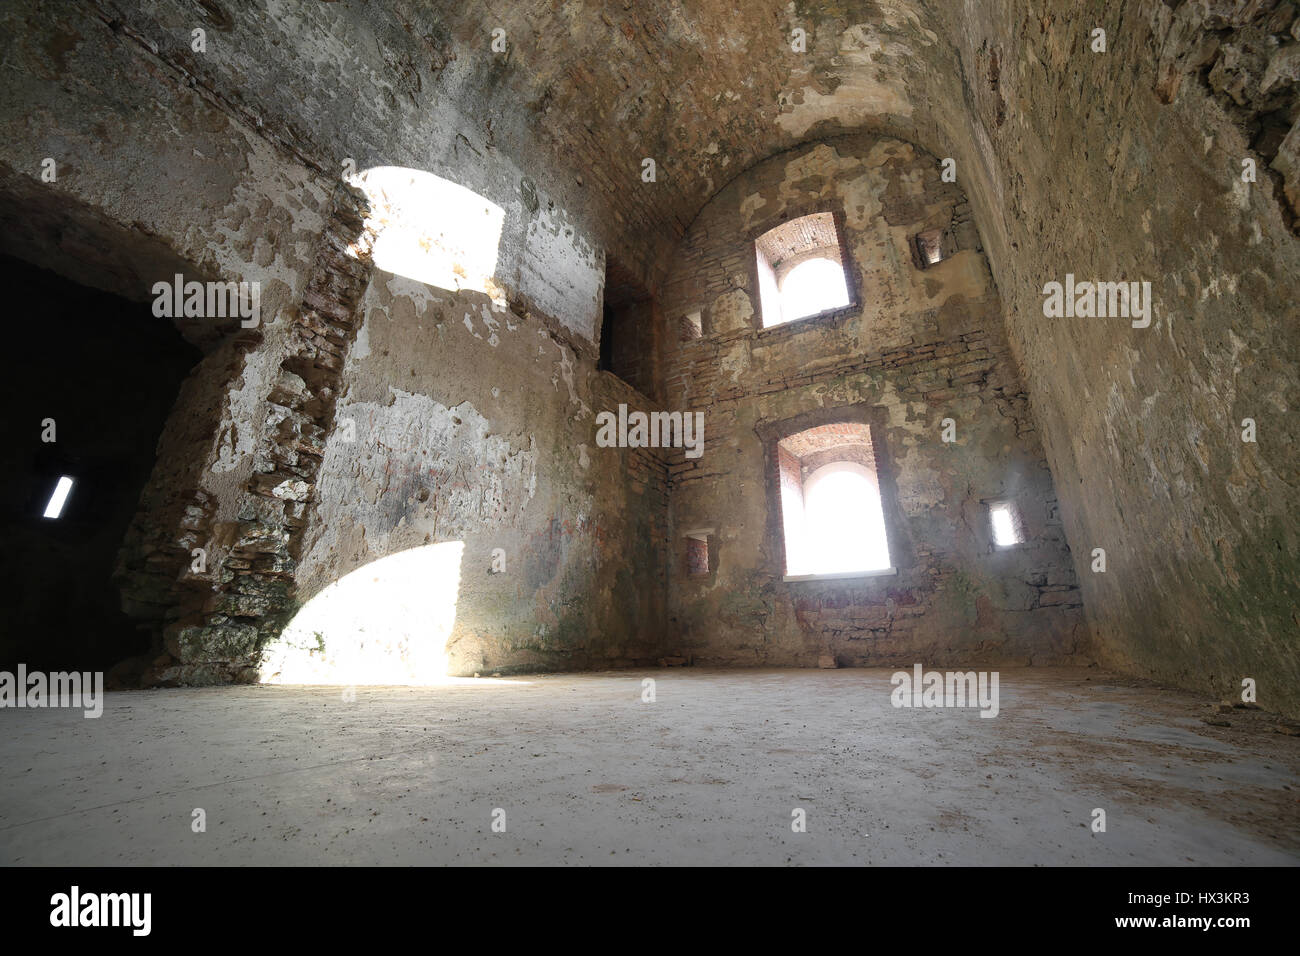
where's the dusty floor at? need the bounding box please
[1,667,1297,866]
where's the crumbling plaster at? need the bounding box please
[2,1,1294,712]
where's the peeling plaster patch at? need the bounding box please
[739,192,768,227]
[840,172,885,229]
[775,26,916,140]
[209,133,329,296]
[1231,177,1251,211]
[553,342,591,420]
[211,350,278,473]
[1199,274,1239,302]
[709,288,755,334]
[301,389,537,581]
[894,446,944,512]
[384,273,438,316]
[578,443,590,470]
[878,0,939,43]
[480,302,501,346]
[720,340,751,383]
[774,144,862,212]
[351,312,371,360]
[518,200,602,343]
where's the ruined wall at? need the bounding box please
[0,0,659,683]
[0,1,344,683]
[6,0,1294,702]
[284,273,669,678]
[659,134,1087,666]
[928,0,1300,713]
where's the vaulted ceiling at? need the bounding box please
[415,0,965,283]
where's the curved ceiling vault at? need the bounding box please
[418,0,967,289]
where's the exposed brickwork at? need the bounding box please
[660,134,1085,668]
[4,0,1295,713]
[139,187,378,686]
[685,536,710,576]
[756,212,843,275]
[778,422,873,459]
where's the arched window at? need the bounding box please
[778,257,850,322]
[801,462,890,574]
[775,422,893,579]
[754,212,855,328]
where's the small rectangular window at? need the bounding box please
[989,500,1024,547]
[680,310,703,341]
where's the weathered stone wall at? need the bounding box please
[4,0,1294,707]
[927,0,1300,714]
[0,1,344,683]
[659,135,1087,666]
[288,273,670,677]
[0,0,664,682]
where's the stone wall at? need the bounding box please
[3,0,1294,708]
[929,0,1300,713]
[286,272,670,678]
[658,134,1087,667]
[0,0,665,683]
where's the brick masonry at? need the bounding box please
[658,134,1088,667]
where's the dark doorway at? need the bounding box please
[0,254,201,673]
[597,254,660,401]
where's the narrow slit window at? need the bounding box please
[43,476,74,519]
[989,500,1023,547]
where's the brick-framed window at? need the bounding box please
[751,209,857,329]
[757,407,902,582]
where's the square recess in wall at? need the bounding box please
[912,228,949,268]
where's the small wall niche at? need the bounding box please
[683,527,716,579]
[911,227,956,269]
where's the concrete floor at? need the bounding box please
[1,667,1297,866]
